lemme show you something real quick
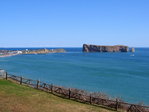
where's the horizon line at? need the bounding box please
[0,46,149,48]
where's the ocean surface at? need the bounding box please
[0,48,149,105]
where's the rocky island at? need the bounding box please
[83,44,134,52]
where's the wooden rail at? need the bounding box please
[2,73,149,112]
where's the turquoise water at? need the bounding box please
[0,48,149,105]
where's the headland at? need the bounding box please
[0,48,66,57]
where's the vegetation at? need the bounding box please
[0,79,115,112]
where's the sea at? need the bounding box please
[0,47,149,105]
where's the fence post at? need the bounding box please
[20,76,22,85]
[43,83,46,88]
[115,98,119,111]
[36,80,40,89]
[90,94,92,104]
[127,105,133,112]
[68,88,71,99]
[51,84,53,93]
[5,72,8,80]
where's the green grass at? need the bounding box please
[0,79,116,112]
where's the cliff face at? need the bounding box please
[83,44,129,52]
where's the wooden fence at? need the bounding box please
[2,72,149,112]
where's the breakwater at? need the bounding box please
[0,70,149,112]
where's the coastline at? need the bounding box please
[0,54,19,58]
[0,48,66,58]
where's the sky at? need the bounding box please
[0,0,149,47]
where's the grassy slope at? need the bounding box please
[0,79,115,112]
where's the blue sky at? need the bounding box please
[0,0,149,47]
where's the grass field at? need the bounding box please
[0,79,116,112]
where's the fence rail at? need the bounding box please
[1,72,149,112]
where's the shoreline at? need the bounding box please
[0,48,66,58]
[0,54,19,58]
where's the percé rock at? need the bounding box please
[83,44,129,52]
[22,48,66,54]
